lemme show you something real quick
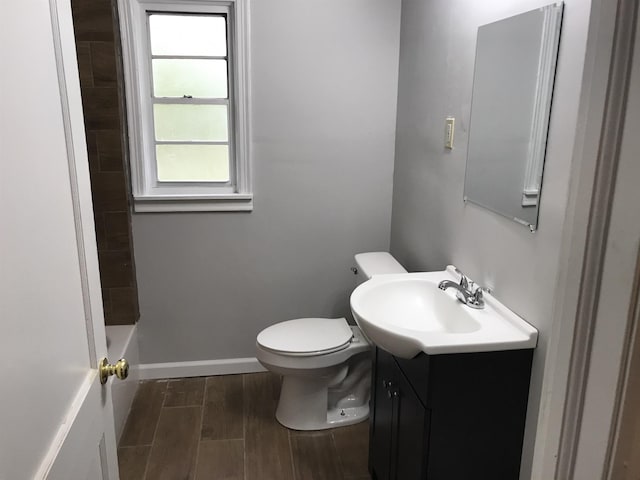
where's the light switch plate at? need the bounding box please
[445,117,455,149]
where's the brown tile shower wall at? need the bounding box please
[72,0,139,325]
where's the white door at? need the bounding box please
[1,0,120,479]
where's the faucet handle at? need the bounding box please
[473,287,483,302]
[454,267,469,289]
[467,285,485,308]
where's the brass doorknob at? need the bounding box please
[99,358,129,385]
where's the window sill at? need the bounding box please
[133,194,253,213]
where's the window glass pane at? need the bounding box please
[149,14,227,57]
[156,144,229,182]
[154,104,228,141]
[153,59,227,98]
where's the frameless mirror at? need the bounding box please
[464,3,563,231]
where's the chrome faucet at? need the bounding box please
[438,269,485,309]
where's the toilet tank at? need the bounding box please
[354,252,407,285]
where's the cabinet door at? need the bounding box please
[370,348,396,480]
[394,363,429,480]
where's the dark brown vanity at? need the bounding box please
[369,346,534,480]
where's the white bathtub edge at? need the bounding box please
[106,324,139,444]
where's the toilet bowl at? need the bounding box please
[255,252,407,431]
[256,318,371,430]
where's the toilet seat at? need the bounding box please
[257,317,353,356]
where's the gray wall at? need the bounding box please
[132,0,402,363]
[389,0,591,477]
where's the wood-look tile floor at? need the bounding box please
[118,372,371,480]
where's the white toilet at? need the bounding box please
[255,252,407,430]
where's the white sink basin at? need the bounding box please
[350,266,538,358]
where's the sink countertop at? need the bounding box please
[350,266,538,358]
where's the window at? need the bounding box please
[118,0,251,212]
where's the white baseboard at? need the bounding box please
[138,357,267,380]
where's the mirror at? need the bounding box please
[464,3,563,231]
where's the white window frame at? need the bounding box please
[118,0,252,212]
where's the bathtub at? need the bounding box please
[106,325,140,443]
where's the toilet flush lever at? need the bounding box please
[351,267,358,275]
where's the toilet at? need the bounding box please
[255,252,407,430]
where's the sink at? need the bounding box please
[350,266,538,358]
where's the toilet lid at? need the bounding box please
[257,317,353,355]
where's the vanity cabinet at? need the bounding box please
[369,346,534,480]
[370,348,429,479]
